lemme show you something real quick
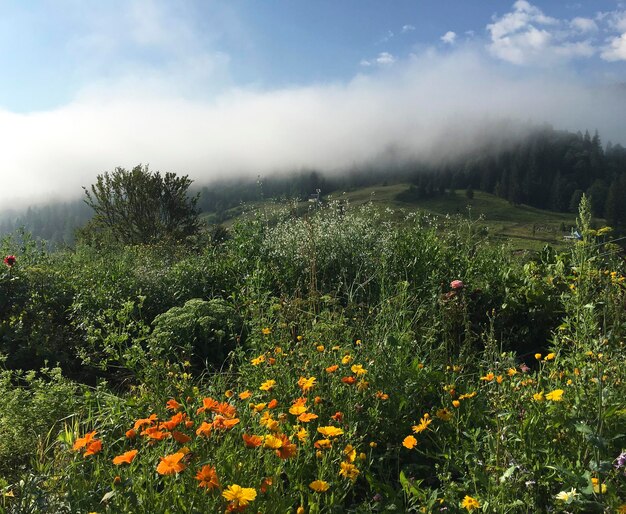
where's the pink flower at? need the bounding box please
[3,255,16,267]
[450,280,464,290]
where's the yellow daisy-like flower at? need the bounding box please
[343,444,356,462]
[533,391,544,402]
[317,426,344,438]
[544,353,556,361]
[480,372,495,382]
[296,427,308,442]
[251,355,266,366]
[545,389,564,401]
[412,414,432,434]
[436,408,453,421]
[298,376,316,393]
[263,434,283,449]
[260,379,276,391]
[350,364,367,375]
[309,480,330,492]
[261,327,272,335]
[341,354,353,365]
[461,495,480,511]
[339,461,360,481]
[507,368,517,376]
[222,484,257,507]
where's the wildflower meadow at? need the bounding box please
[0,196,625,513]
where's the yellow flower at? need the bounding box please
[261,327,272,335]
[260,379,276,391]
[616,504,626,514]
[297,507,305,514]
[402,435,417,449]
[341,354,353,365]
[309,480,330,492]
[480,372,495,382]
[591,477,607,494]
[535,353,542,360]
[545,389,564,401]
[452,400,461,408]
[461,495,480,511]
[263,434,283,450]
[317,426,344,438]
[533,392,544,402]
[343,444,357,462]
[350,364,367,375]
[436,408,453,421]
[251,355,266,366]
[316,345,325,352]
[222,484,257,508]
[544,353,556,361]
[298,376,316,393]
[555,488,579,503]
[507,368,517,376]
[339,461,360,481]
[296,427,308,442]
[412,415,432,434]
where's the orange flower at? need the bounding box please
[341,376,356,385]
[402,435,417,449]
[212,416,240,431]
[238,390,252,400]
[260,477,273,493]
[214,402,237,418]
[197,397,219,415]
[166,399,182,411]
[331,411,344,422]
[267,399,279,409]
[84,439,103,457]
[289,403,308,416]
[196,464,220,490]
[161,412,184,430]
[317,426,344,437]
[73,431,97,451]
[133,414,158,431]
[242,433,263,448]
[275,434,297,459]
[125,429,137,439]
[156,452,186,475]
[374,391,389,400]
[172,431,192,444]
[314,439,332,450]
[325,365,339,373]
[298,412,318,423]
[112,449,138,465]
[196,421,213,438]
[142,426,169,441]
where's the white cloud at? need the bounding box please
[570,17,598,33]
[401,24,415,33]
[441,31,457,45]
[359,59,372,67]
[375,52,396,65]
[601,33,626,61]
[2,47,626,206]
[487,1,595,65]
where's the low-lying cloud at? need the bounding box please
[2,0,626,206]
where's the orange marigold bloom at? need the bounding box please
[161,412,184,430]
[260,477,272,494]
[375,391,389,400]
[112,449,138,465]
[166,399,182,411]
[339,461,360,481]
[125,429,137,439]
[156,452,186,475]
[196,464,220,490]
[341,376,356,385]
[133,414,158,431]
[275,434,297,459]
[402,435,417,449]
[73,430,97,451]
[213,416,240,431]
[196,421,213,438]
[267,399,279,409]
[289,404,307,416]
[84,439,103,457]
[480,372,495,382]
[242,433,263,448]
[325,365,339,373]
[331,411,344,422]
[238,390,252,400]
[314,439,332,450]
[318,425,344,438]
[214,402,237,419]
[196,397,219,415]
[452,400,461,408]
[298,412,318,422]
[412,415,432,434]
[172,431,192,444]
[142,426,169,441]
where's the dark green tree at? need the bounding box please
[83,165,200,244]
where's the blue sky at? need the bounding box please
[2,0,626,204]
